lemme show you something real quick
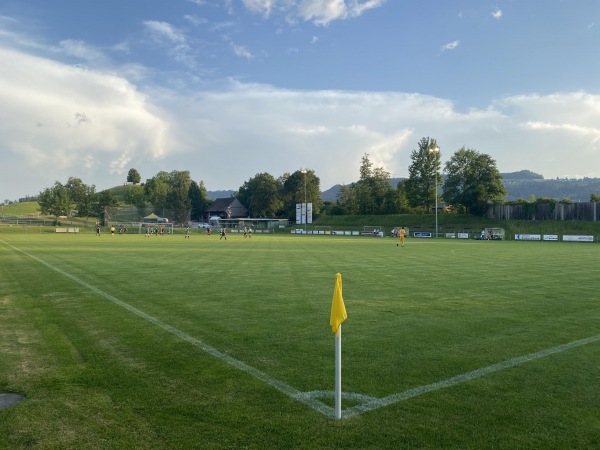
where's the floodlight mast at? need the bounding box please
[300,169,307,234]
[429,147,440,238]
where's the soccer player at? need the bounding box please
[397,227,406,247]
[219,228,227,240]
[185,226,190,239]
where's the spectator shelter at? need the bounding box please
[143,213,161,223]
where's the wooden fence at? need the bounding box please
[487,202,600,221]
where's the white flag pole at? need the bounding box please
[335,323,342,420]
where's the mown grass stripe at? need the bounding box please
[1,239,335,419]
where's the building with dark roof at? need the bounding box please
[204,198,248,220]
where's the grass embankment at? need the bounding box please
[0,202,40,216]
[1,233,600,448]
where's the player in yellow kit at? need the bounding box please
[397,227,406,247]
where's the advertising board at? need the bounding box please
[515,234,541,241]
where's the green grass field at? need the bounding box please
[1,231,600,449]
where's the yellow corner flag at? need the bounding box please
[330,273,347,336]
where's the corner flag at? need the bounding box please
[330,273,347,336]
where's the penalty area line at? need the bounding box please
[1,240,335,419]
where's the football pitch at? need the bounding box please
[1,231,600,448]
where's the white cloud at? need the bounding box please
[109,152,133,174]
[242,0,277,16]
[3,45,600,199]
[184,14,208,26]
[152,83,505,191]
[142,21,196,68]
[297,0,385,25]
[143,21,186,44]
[154,84,600,191]
[240,0,385,26]
[0,47,174,198]
[56,39,110,66]
[524,121,600,143]
[440,40,460,52]
[492,8,502,19]
[232,44,254,59]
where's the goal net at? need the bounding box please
[314,226,331,235]
[363,226,384,237]
[104,206,190,228]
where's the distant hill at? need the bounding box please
[206,190,235,200]
[501,177,600,201]
[319,171,600,202]
[502,170,544,180]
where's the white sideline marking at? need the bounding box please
[4,239,600,420]
[1,240,334,418]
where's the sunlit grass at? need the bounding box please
[1,232,600,448]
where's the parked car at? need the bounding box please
[197,222,211,228]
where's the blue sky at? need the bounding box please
[1,0,600,201]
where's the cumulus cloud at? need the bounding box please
[503,93,600,144]
[524,121,600,143]
[151,84,600,191]
[0,47,174,196]
[3,45,600,199]
[155,83,505,189]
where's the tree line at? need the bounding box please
[333,137,506,216]
[37,169,212,224]
[36,137,512,222]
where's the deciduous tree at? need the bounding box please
[127,168,141,184]
[280,169,322,220]
[337,153,397,215]
[404,137,441,212]
[144,172,170,210]
[189,180,210,221]
[237,173,282,217]
[443,147,506,215]
[38,182,71,219]
[167,170,192,223]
